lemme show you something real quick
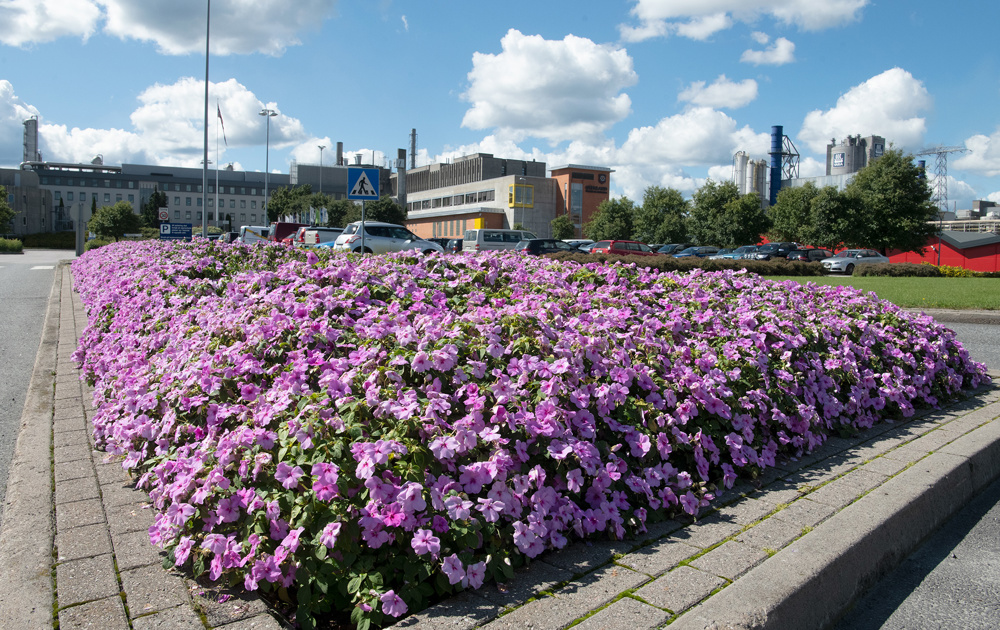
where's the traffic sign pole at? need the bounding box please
[347,167,379,255]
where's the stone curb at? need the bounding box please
[903,308,1000,325]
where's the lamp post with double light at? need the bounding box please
[259,108,277,220]
[318,145,325,225]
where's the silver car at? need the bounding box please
[821,249,890,275]
[332,221,444,254]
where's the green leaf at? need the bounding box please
[347,574,365,594]
[297,583,312,607]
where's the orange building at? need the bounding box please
[549,165,614,238]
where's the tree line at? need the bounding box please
[560,149,938,254]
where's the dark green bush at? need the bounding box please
[545,252,825,276]
[20,231,76,249]
[855,262,943,277]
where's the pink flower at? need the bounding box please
[380,590,408,617]
[319,522,342,549]
[466,561,487,589]
[442,554,466,586]
[411,528,440,556]
[173,536,194,565]
[275,462,304,489]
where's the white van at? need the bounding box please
[238,225,270,244]
[462,228,537,252]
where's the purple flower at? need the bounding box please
[441,554,466,586]
[274,462,304,489]
[380,589,408,617]
[411,528,440,556]
[319,522,342,549]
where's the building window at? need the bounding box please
[240,187,246,194]
[186,184,192,192]
[128,194,134,202]
[196,198,202,206]
[251,214,257,222]
[186,197,192,206]
[104,194,111,203]
[230,199,235,208]
[174,210,180,219]
[251,201,257,209]
[174,196,181,205]
[54,191,62,200]
[128,181,135,189]
[174,184,181,191]
[116,194,122,202]
[67,192,74,202]
[229,187,236,194]
[197,212,202,220]
[240,213,247,222]
[185,211,192,220]
[208,199,214,207]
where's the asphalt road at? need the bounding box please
[943,321,999,373]
[0,249,76,526]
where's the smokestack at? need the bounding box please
[397,148,407,203]
[409,128,417,170]
[336,142,344,166]
[768,125,783,206]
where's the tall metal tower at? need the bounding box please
[915,146,968,212]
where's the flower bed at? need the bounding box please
[72,241,990,629]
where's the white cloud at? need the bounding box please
[401,15,409,32]
[0,80,41,164]
[750,31,769,45]
[620,0,868,42]
[798,68,931,154]
[679,75,758,109]
[620,107,768,166]
[740,36,795,66]
[19,77,308,168]
[0,0,336,55]
[954,130,1000,177]
[462,30,637,144]
[0,0,101,47]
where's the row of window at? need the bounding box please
[408,189,496,212]
[432,218,470,238]
[172,197,257,209]
[41,177,135,189]
[39,177,261,197]
[53,191,135,204]
[172,210,261,224]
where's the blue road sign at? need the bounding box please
[347,167,380,200]
[160,223,193,241]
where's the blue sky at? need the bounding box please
[2,1,998,208]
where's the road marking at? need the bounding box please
[31,265,56,270]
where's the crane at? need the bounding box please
[915,145,968,213]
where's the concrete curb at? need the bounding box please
[670,393,1000,630]
[0,262,59,627]
[903,308,1000,325]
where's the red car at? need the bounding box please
[588,240,664,256]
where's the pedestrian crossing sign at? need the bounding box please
[347,167,380,200]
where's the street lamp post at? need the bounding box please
[259,108,277,220]
[318,144,325,225]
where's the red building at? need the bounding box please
[550,165,613,239]
[889,231,1000,272]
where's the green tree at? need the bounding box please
[803,186,855,250]
[88,201,140,241]
[688,180,770,248]
[584,197,635,240]
[324,198,357,228]
[768,182,819,243]
[550,214,575,240]
[140,190,168,229]
[841,148,938,253]
[633,186,688,244]
[0,185,16,231]
[343,195,407,225]
[266,185,312,223]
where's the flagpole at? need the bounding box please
[215,102,220,231]
[202,0,210,237]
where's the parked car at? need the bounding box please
[657,243,695,255]
[589,240,663,256]
[673,246,720,258]
[577,242,600,253]
[514,238,580,256]
[427,237,452,249]
[445,238,463,254]
[749,242,798,260]
[710,245,758,260]
[268,221,310,245]
[301,227,344,247]
[563,239,594,248]
[787,248,833,263]
[238,225,270,244]
[821,249,890,275]
[462,228,537,252]
[331,221,444,254]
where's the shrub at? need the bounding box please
[545,252,824,276]
[0,237,23,253]
[83,237,115,252]
[72,243,990,629]
[855,262,942,277]
[925,263,977,278]
[20,231,76,249]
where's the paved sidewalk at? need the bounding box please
[0,263,998,629]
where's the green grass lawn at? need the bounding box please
[771,276,1000,311]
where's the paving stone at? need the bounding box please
[188,578,271,627]
[56,554,120,607]
[54,416,89,434]
[55,459,94,483]
[393,590,497,630]
[55,383,82,400]
[132,604,205,629]
[96,461,133,487]
[481,564,648,630]
[769,497,838,530]
[106,502,156,536]
[113,529,165,571]
[712,497,773,526]
[57,595,129,630]
[617,539,700,577]
[55,475,101,505]
[54,429,91,450]
[57,497,106,531]
[55,397,84,412]
[57,522,113,562]
[667,517,741,550]
[101,480,149,509]
[634,565,726,614]
[476,559,572,609]
[55,443,94,464]
[805,470,887,509]
[571,595,671,630]
[212,614,286,629]
[688,540,769,581]
[859,454,912,478]
[120,565,191,615]
[540,538,635,575]
[732,516,802,552]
